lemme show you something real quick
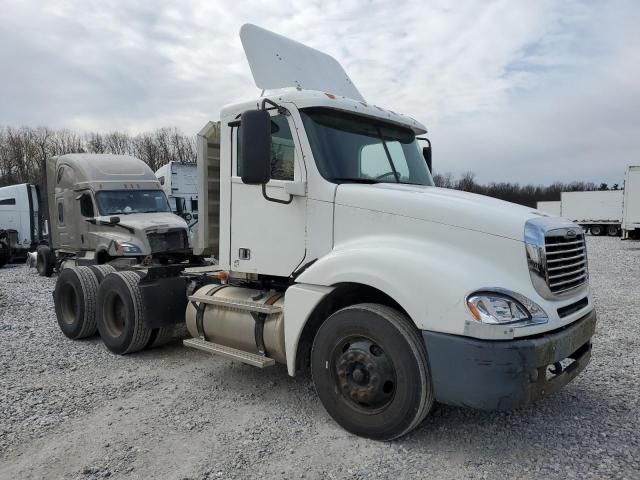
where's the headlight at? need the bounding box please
[115,242,142,254]
[466,290,548,326]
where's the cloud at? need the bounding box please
[0,0,638,184]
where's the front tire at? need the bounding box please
[311,303,433,441]
[96,271,152,354]
[36,245,55,277]
[53,267,99,339]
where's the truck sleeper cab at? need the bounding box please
[51,24,596,441]
[39,154,191,276]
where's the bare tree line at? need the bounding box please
[433,172,604,208]
[0,126,196,190]
[0,126,613,210]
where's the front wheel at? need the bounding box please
[607,225,619,236]
[311,303,433,440]
[36,245,55,277]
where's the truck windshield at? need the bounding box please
[95,190,171,216]
[300,108,434,186]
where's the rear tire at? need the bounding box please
[96,271,153,354]
[37,245,55,277]
[53,267,99,339]
[87,264,117,284]
[311,303,433,441]
[590,225,603,236]
[146,326,176,349]
[606,225,619,236]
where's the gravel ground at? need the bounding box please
[0,236,639,479]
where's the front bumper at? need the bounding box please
[422,309,596,410]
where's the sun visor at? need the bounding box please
[240,24,364,102]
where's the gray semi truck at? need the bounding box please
[37,153,191,276]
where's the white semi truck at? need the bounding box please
[51,25,596,440]
[155,161,198,222]
[622,166,640,240]
[0,183,44,266]
[536,200,561,217]
[560,190,624,236]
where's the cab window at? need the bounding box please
[79,193,95,218]
[57,202,64,224]
[270,115,295,181]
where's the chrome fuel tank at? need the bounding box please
[185,285,286,363]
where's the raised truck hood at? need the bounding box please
[335,184,542,242]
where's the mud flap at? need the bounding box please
[138,265,188,328]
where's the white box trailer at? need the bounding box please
[0,183,43,265]
[536,201,561,217]
[622,166,640,240]
[50,24,596,440]
[560,190,623,236]
[155,161,199,244]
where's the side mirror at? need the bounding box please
[238,109,271,185]
[109,216,121,224]
[422,145,432,173]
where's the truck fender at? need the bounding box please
[287,236,531,376]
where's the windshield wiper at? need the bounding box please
[332,177,380,184]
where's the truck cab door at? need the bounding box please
[230,112,307,276]
[77,191,98,251]
[54,192,71,248]
[53,164,78,250]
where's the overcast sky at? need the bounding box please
[1,0,638,185]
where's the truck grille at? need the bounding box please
[147,229,188,253]
[544,232,588,294]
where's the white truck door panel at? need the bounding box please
[230,113,307,276]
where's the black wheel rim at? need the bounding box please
[59,284,78,325]
[331,336,397,414]
[102,291,126,337]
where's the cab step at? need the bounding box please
[183,338,276,368]
[188,294,282,315]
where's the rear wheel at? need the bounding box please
[53,267,99,339]
[590,225,604,236]
[36,245,55,277]
[87,264,116,284]
[311,303,433,440]
[146,326,176,349]
[96,271,152,354]
[607,225,619,236]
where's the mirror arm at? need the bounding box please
[262,184,293,205]
[261,98,288,115]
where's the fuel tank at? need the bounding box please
[185,285,286,363]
